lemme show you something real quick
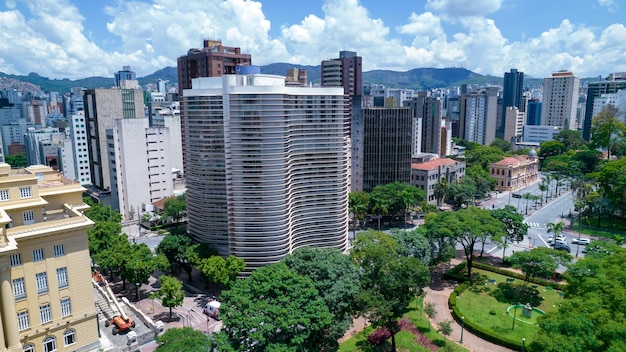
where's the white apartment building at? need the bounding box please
[107,118,173,222]
[541,71,580,130]
[62,112,91,185]
[522,125,561,143]
[183,75,349,273]
[460,87,498,145]
[503,106,526,143]
[592,89,626,122]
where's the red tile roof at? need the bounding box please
[491,155,534,167]
[412,158,457,171]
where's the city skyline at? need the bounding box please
[0,0,624,80]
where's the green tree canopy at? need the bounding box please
[538,140,566,166]
[214,263,333,352]
[554,129,586,151]
[199,255,245,288]
[464,145,506,170]
[596,157,626,214]
[4,152,28,168]
[489,137,512,153]
[150,275,185,321]
[529,246,626,352]
[508,247,568,285]
[283,247,360,351]
[350,231,430,352]
[389,227,434,266]
[156,327,211,352]
[590,104,626,160]
[491,205,529,261]
[162,195,187,223]
[424,207,504,278]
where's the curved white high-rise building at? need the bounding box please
[183,75,349,272]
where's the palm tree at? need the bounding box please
[523,192,532,215]
[538,182,548,205]
[544,173,554,199]
[348,191,370,239]
[546,221,565,250]
[433,177,448,208]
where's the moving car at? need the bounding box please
[553,243,571,253]
[571,238,591,245]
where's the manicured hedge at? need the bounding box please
[472,262,564,291]
[450,303,522,350]
[443,261,467,282]
[444,260,567,350]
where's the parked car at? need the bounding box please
[553,244,571,253]
[203,300,221,320]
[571,238,591,245]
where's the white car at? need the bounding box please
[547,236,567,244]
[571,238,591,245]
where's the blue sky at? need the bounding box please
[0,0,624,80]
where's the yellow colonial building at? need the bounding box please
[0,164,99,352]
[489,152,539,192]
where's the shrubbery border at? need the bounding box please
[444,260,566,350]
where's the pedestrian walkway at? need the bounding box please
[423,258,514,352]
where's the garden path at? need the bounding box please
[423,257,514,352]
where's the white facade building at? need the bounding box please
[592,89,626,122]
[63,112,92,185]
[522,125,561,143]
[541,71,580,130]
[107,118,173,221]
[183,75,350,273]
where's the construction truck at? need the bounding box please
[94,270,136,335]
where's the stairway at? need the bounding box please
[96,297,115,320]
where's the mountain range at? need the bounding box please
[0,64,550,94]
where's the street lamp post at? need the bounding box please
[522,337,526,352]
[460,316,465,343]
[512,303,520,330]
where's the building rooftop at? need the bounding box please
[411,158,456,171]
[491,155,534,167]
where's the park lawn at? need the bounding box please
[339,298,469,352]
[455,268,563,346]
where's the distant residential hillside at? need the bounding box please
[0,65,565,94]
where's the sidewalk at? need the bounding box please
[423,258,514,352]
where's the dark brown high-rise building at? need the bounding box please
[321,51,362,96]
[177,40,252,168]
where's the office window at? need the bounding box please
[19,186,32,199]
[43,337,56,352]
[40,303,52,324]
[53,244,65,257]
[63,330,75,346]
[17,311,29,330]
[9,253,22,266]
[33,249,44,262]
[23,210,35,225]
[35,272,48,294]
[13,278,26,300]
[57,267,68,288]
[60,298,72,317]
[0,189,9,201]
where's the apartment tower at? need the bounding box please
[460,87,499,145]
[541,71,580,130]
[582,72,626,140]
[177,40,252,168]
[499,69,525,139]
[83,88,144,191]
[321,51,363,191]
[183,75,349,273]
